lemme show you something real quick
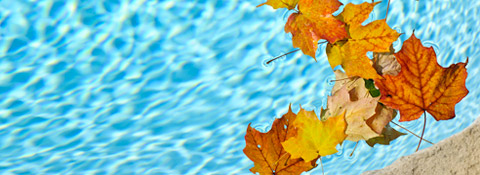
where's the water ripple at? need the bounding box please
[0,0,478,174]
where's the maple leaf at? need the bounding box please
[366,124,406,147]
[326,2,400,79]
[375,33,469,121]
[336,2,380,26]
[257,0,299,10]
[327,70,396,141]
[243,105,318,175]
[285,0,348,59]
[282,107,346,162]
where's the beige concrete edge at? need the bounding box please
[363,116,480,175]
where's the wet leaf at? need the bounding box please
[336,2,380,26]
[366,124,406,147]
[375,33,469,121]
[282,107,347,162]
[373,51,401,76]
[327,70,396,141]
[326,2,400,79]
[243,105,318,175]
[257,0,299,10]
[285,0,348,59]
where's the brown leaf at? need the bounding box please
[373,52,401,76]
[366,124,406,147]
[366,104,397,134]
[326,71,396,141]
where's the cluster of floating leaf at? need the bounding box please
[244,0,469,174]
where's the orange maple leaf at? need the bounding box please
[243,105,318,175]
[326,2,400,79]
[285,0,348,59]
[375,33,469,121]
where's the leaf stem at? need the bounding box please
[391,121,434,144]
[416,112,427,152]
[266,41,328,64]
[283,154,291,166]
[386,0,391,21]
[349,141,359,157]
[320,157,324,175]
[329,77,351,82]
[267,49,300,64]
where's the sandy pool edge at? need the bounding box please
[363,116,480,175]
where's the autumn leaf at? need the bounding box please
[331,69,367,95]
[282,107,346,162]
[375,33,469,121]
[257,0,299,10]
[327,70,396,141]
[366,103,397,134]
[373,51,401,76]
[285,0,348,59]
[326,86,380,141]
[366,124,406,147]
[244,105,318,175]
[326,2,400,79]
[336,2,380,26]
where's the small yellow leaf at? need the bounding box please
[337,2,380,26]
[327,43,381,79]
[282,107,347,162]
[257,0,299,10]
[326,20,400,79]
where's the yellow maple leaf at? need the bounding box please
[282,107,346,162]
[327,20,400,79]
[326,2,400,79]
[336,2,380,26]
[257,0,299,10]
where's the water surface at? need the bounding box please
[0,0,479,174]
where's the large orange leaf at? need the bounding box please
[257,0,299,10]
[282,107,346,162]
[285,0,348,59]
[375,33,469,121]
[243,106,318,175]
[326,2,400,79]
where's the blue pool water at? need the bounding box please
[0,0,479,174]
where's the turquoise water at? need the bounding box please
[0,0,478,174]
